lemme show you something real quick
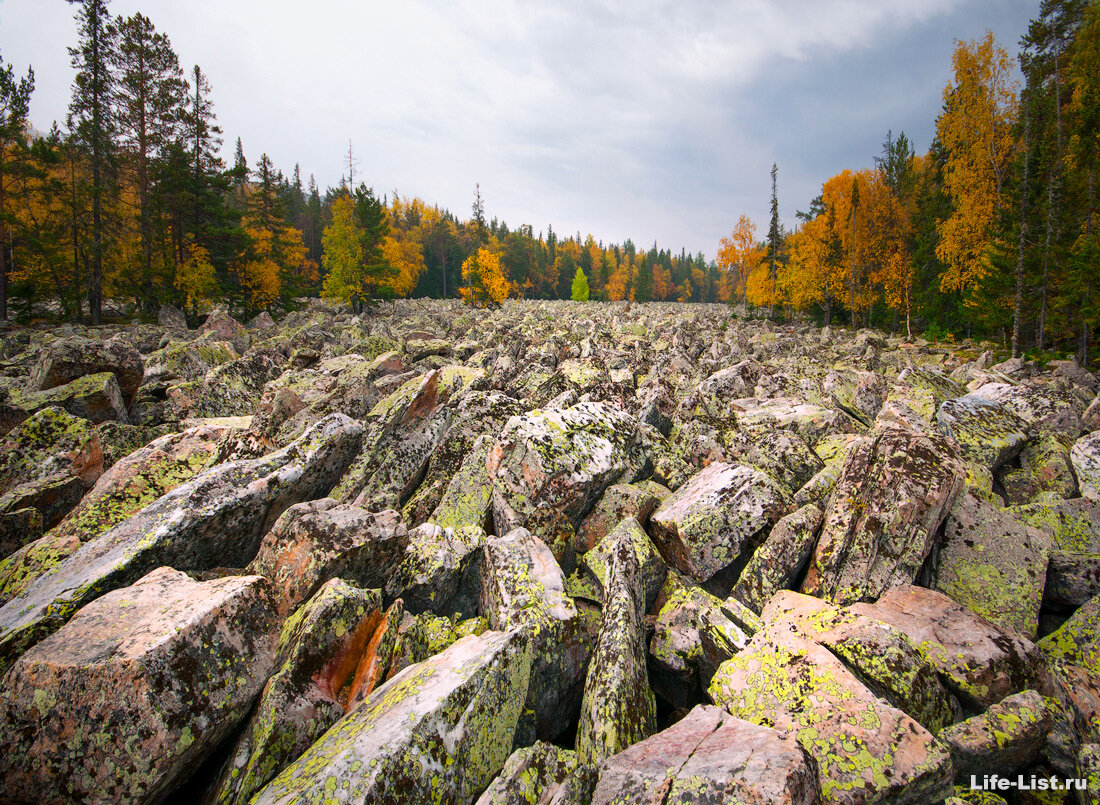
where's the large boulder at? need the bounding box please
[0,413,363,673]
[577,516,666,613]
[0,424,225,604]
[384,522,485,617]
[936,394,1030,471]
[590,704,819,805]
[30,335,144,405]
[479,528,596,740]
[939,690,1057,780]
[476,742,587,805]
[575,529,655,766]
[708,625,954,804]
[730,502,822,614]
[1072,431,1100,503]
[972,381,1085,436]
[852,585,1045,710]
[252,629,533,804]
[575,481,668,554]
[487,401,647,565]
[248,499,408,617]
[931,489,1052,638]
[803,427,965,605]
[0,567,279,804]
[10,370,130,425]
[648,462,791,587]
[207,578,382,805]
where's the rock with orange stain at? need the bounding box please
[345,598,404,711]
[249,499,408,617]
[206,577,383,805]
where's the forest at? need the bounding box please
[0,0,1098,360]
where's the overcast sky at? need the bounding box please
[2,0,1037,259]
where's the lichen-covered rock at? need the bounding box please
[898,366,968,407]
[972,381,1085,436]
[734,396,864,446]
[575,528,655,765]
[0,508,41,562]
[0,406,104,493]
[427,433,494,530]
[1000,433,1078,504]
[384,522,484,617]
[143,335,236,384]
[1072,431,1100,503]
[0,567,279,804]
[385,611,487,680]
[207,578,382,805]
[731,503,823,614]
[1078,744,1100,804]
[252,629,533,805]
[727,427,826,494]
[590,704,820,805]
[0,424,225,604]
[487,400,648,565]
[939,690,1056,780]
[932,488,1052,638]
[479,528,596,740]
[648,462,791,586]
[763,591,959,733]
[575,481,668,554]
[476,742,585,805]
[0,413,363,674]
[936,394,1030,471]
[1012,497,1100,553]
[649,571,760,708]
[201,307,248,352]
[31,335,144,405]
[577,516,666,613]
[803,427,964,605]
[344,598,404,710]
[708,626,954,804]
[11,370,129,425]
[1046,551,1100,609]
[248,499,408,617]
[173,349,283,419]
[334,366,483,513]
[852,585,1044,710]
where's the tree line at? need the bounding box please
[722,0,1100,363]
[0,0,723,324]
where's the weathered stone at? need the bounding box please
[973,381,1086,436]
[1073,431,1100,503]
[158,303,188,332]
[208,578,382,805]
[252,629,533,805]
[936,394,1030,471]
[202,307,248,353]
[898,365,968,407]
[709,626,954,804]
[479,528,596,740]
[143,336,236,384]
[852,585,1044,710]
[12,370,129,425]
[803,427,965,605]
[1000,432,1078,504]
[575,528,655,765]
[734,396,865,446]
[763,591,959,733]
[1078,744,1100,804]
[575,481,667,554]
[487,400,647,566]
[590,705,819,805]
[476,742,584,805]
[344,598,404,711]
[0,413,363,673]
[175,349,283,418]
[1012,497,1100,553]
[648,462,791,586]
[385,611,488,680]
[932,489,1053,638]
[31,335,144,405]
[384,522,484,617]
[0,567,279,804]
[729,427,825,494]
[577,516,666,613]
[1046,551,1100,609]
[248,499,408,617]
[939,690,1056,780]
[731,503,822,614]
[649,571,760,708]
[427,433,494,530]
[0,508,41,562]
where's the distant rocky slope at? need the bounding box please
[1,298,1099,804]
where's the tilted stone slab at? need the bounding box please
[252,629,532,805]
[0,412,362,674]
[802,427,965,605]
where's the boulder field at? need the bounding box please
[1,297,1099,803]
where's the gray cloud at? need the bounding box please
[1,0,1037,257]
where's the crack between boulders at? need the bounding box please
[653,717,726,805]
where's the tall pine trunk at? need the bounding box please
[1013,96,1031,358]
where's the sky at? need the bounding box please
[1,0,1039,260]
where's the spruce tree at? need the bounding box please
[68,0,116,324]
[0,54,34,321]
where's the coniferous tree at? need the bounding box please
[570,265,589,301]
[0,53,34,321]
[68,0,116,324]
[767,162,781,314]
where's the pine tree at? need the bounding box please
[68,0,116,324]
[0,54,34,321]
[570,265,589,301]
[767,162,781,314]
[111,11,186,309]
